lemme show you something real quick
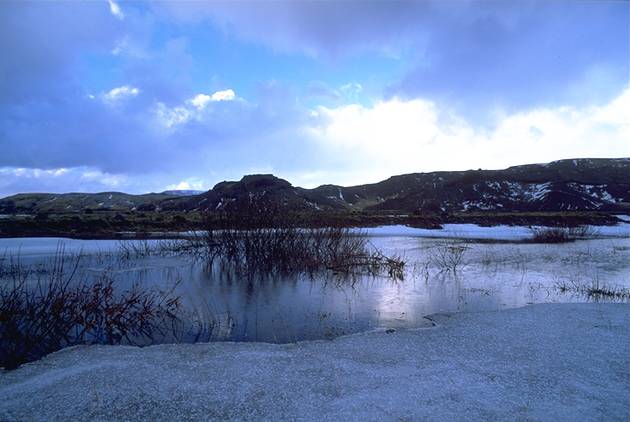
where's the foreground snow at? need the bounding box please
[1,304,628,421]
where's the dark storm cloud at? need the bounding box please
[154,0,430,57]
[387,1,630,112]
[1,93,160,173]
[159,0,629,111]
[0,1,120,104]
[0,1,315,178]
[0,0,147,173]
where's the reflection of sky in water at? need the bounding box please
[1,226,629,343]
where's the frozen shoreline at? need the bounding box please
[1,303,628,421]
[362,221,630,240]
[2,219,630,257]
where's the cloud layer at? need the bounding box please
[303,88,630,186]
[0,0,627,197]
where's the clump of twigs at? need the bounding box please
[555,276,630,301]
[529,226,596,243]
[117,239,155,260]
[116,237,207,262]
[0,247,183,370]
[428,241,468,273]
[191,205,406,279]
[113,206,407,279]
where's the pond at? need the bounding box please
[2,223,630,344]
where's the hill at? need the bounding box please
[1,158,629,215]
[163,158,630,214]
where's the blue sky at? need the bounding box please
[1,0,628,197]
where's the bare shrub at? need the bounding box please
[195,205,406,279]
[117,239,155,260]
[555,276,630,301]
[112,205,407,279]
[569,225,598,238]
[479,246,497,267]
[115,238,208,265]
[529,225,597,243]
[429,242,468,273]
[0,250,182,369]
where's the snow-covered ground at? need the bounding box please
[362,221,630,240]
[616,214,630,222]
[1,303,628,421]
[363,224,534,240]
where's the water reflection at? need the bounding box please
[1,234,630,344]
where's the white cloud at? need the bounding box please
[107,0,124,20]
[169,181,192,190]
[79,169,127,188]
[189,94,212,110]
[303,88,630,186]
[210,89,236,102]
[102,85,140,103]
[154,103,191,128]
[0,167,69,179]
[110,37,150,59]
[189,89,236,110]
[166,178,206,191]
[155,89,237,128]
[0,165,214,198]
[0,166,131,197]
[111,38,130,56]
[339,82,363,97]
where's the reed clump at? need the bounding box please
[194,206,406,279]
[555,276,630,301]
[428,242,468,273]
[0,247,182,369]
[529,226,596,243]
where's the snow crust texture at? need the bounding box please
[1,304,628,421]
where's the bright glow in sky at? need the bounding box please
[0,0,628,196]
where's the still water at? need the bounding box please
[2,224,629,343]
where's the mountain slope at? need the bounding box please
[0,192,178,214]
[2,158,629,215]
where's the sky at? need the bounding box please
[0,0,629,197]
